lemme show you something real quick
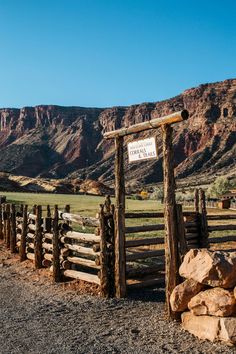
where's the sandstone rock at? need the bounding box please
[188,288,236,317]
[182,312,220,342]
[170,279,204,312]
[179,249,236,288]
[182,312,236,345]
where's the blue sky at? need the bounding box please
[0,0,235,108]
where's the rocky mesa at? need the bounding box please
[0,78,235,187]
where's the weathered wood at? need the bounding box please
[104,110,189,139]
[194,189,199,213]
[42,242,53,251]
[52,205,61,282]
[61,231,100,243]
[125,237,164,248]
[3,204,7,242]
[185,233,199,240]
[10,204,17,253]
[67,256,100,269]
[42,259,52,268]
[27,232,35,239]
[208,225,236,231]
[114,136,126,298]
[63,243,100,257]
[0,205,3,240]
[126,249,165,261]
[6,204,11,249]
[162,124,180,320]
[126,264,165,278]
[92,244,100,252]
[125,224,165,234]
[209,235,236,244]
[44,217,52,233]
[34,205,43,269]
[26,252,35,261]
[28,213,37,221]
[176,204,188,259]
[98,205,109,297]
[20,205,28,262]
[58,211,99,227]
[207,214,236,220]
[125,212,164,218]
[44,232,53,240]
[28,224,36,232]
[44,253,53,261]
[127,277,165,289]
[63,269,101,285]
[61,260,71,270]
[46,205,51,217]
[199,189,209,248]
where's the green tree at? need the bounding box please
[207,177,234,198]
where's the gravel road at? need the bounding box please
[0,242,236,354]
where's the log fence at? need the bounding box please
[0,190,236,299]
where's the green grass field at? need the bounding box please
[3,192,164,216]
[3,191,236,241]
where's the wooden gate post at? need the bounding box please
[20,205,28,262]
[199,189,209,248]
[6,204,11,249]
[162,125,180,320]
[0,204,3,240]
[99,204,109,297]
[194,188,199,213]
[52,205,61,282]
[114,136,126,298]
[10,204,17,253]
[34,205,43,269]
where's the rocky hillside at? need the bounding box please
[0,79,235,187]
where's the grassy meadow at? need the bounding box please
[2,191,236,242]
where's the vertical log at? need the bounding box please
[10,204,17,253]
[64,204,70,226]
[0,204,3,240]
[6,204,11,249]
[20,205,28,262]
[114,136,126,298]
[104,195,111,214]
[3,204,7,242]
[199,189,209,248]
[52,205,61,282]
[34,205,43,269]
[194,189,199,213]
[32,204,37,215]
[176,204,187,260]
[99,204,109,297]
[46,205,51,217]
[20,204,24,216]
[162,124,180,320]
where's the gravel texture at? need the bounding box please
[0,242,236,354]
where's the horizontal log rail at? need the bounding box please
[67,256,100,269]
[127,276,165,289]
[104,110,189,139]
[62,243,100,257]
[207,214,236,220]
[126,264,165,278]
[125,211,196,219]
[125,237,164,248]
[62,231,100,243]
[126,249,165,261]
[58,211,99,227]
[209,235,236,244]
[208,225,236,232]
[63,269,101,285]
[125,224,165,234]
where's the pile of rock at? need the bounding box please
[170,248,236,345]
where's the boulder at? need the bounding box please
[188,288,236,317]
[170,279,204,312]
[182,312,236,345]
[179,249,236,288]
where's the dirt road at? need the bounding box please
[0,243,235,354]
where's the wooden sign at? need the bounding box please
[128,137,157,163]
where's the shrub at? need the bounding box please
[207,177,234,198]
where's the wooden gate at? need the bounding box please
[104,110,189,319]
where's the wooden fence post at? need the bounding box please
[162,124,180,320]
[52,205,61,282]
[34,205,43,269]
[3,204,7,242]
[176,204,187,260]
[20,205,28,262]
[194,189,199,213]
[0,204,3,240]
[10,204,17,253]
[99,204,109,297]
[6,204,11,249]
[199,189,209,248]
[114,136,126,298]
